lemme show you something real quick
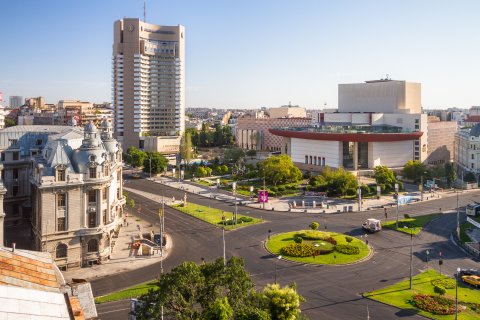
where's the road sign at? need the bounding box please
[258,190,269,203]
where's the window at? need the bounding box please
[104,165,109,176]
[415,119,419,124]
[56,243,67,258]
[103,209,107,225]
[12,152,19,161]
[89,167,96,179]
[314,156,317,165]
[309,156,313,165]
[305,155,308,164]
[57,193,66,208]
[88,211,97,228]
[472,154,475,160]
[471,163,475,169]
[12,186,18,196]
[87,239,98,252]
[88,190,96,203]
[36,139,43,146]
[322,157,326,166]
[12,168,18,179]
[57,169,65,181]
[116,188,120,199]
[57,217,66,231]
[9,139,17,147]
[102,188,107,201]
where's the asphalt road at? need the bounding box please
[96,178,480,319]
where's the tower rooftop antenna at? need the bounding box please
[143,0,146,22]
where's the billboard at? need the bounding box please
[258,190,268,203]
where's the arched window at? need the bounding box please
[56,243,67,258]
[87,239,98,253]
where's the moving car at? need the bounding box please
[362,218,382,233]
[462,275,480,288]
[466,203,480,217]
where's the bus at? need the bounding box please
[466,203,480,217]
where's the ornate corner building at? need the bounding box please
[0,120,125,269]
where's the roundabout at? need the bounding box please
[265,229,371,265]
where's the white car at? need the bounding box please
[362,218,382,233]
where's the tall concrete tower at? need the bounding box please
[112,18,185,150]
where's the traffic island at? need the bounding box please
[364,269,480,319]
[383,213,440,235]
[171,203,262,230]
[265,230,370,265]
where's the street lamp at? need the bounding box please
[456,189,460,239]
[404,226,415,289]
[149,155,152,179]
[274,255,282,284]
[232,182,237,225]
[456,267,460,320]
[426,250,430,269]
[395,183,400,228]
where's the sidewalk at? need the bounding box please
[62,213,171,282]
[147,176,479,214]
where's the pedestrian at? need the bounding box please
[366,239,369,246]
[137,224,140,231]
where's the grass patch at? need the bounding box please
[171,203,262,230]
[460,216,480,244]
[383,213,440,235]
[95,281,158,304]
[365,269,480,319]
[194,179,213,187]
[266,230,370,265]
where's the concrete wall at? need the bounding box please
[338,80,421,114]
[290,138,341,168]
[371,141,414,167]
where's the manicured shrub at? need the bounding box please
[281,243,315,257]
[270,186,278,192]
[434,285,446,296]
[316,248,334,255]
[413,294,456,315]
[277,185,286,192]
[345,236,353,243]
[293,236,303,244]
[404,213,411,219]
[297,230,329,240]
[431,278,456,289]
[238,216,253,223]
[335,244,360,255]
[309,222,319,230]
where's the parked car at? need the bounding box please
[462,275,480,288]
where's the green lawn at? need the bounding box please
[194,179,213,187]
[171,203,262,230]
[383,213,440,235]
[266,230,370,265]
[365,269,480,319]
[95,281,158,304]
[460,216,480,244]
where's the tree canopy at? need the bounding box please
[142,152,168,175]
[189,125,235,148]
[308,167,358,197]
[133,257,305,320]
[402,160,427,183]
[125,146,147,168]
[258,155,302,186]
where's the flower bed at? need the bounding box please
[431,278,456,289]
[281,243,315,257]
[413,294,456,315]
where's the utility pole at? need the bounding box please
[263,170,266,210]
[233,182,237,224]
[149,155,152,179]
[405,226,415,289]
[420,175,424,201]
[357,186,362,212]
[395,183,399,229]
[456,189,460,239]
[222,226,226,266]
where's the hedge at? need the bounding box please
[335,244,360,255]
[281,243,315,257]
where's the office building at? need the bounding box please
[9,96,23,108]
[112,18,185,151]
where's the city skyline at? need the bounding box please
[1,0,479,109]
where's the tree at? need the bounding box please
[464,171,477,183]
[180,131,193,167]
[133,257,304,320]
[259,155,302,186]
[142,152,168,175]
[203,297,233,320]
[445,162,457,188]
[402,160,427,183]
[126,146,147,168]
[196,166,212,177]
[4,118,16,128]
[261,284,304,320]
[374,166,396,189]
[323,167,357,197]
[224,148,245,164]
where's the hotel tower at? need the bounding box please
[112,18,185,150]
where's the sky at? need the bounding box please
[0,0,479,109]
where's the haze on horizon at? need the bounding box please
[0,0,479,109]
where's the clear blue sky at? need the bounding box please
[1,0,479,109]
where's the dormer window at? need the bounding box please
[57,169,66,181]
[104,164,109,176]
[89,167,96,179]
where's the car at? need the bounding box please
[362,218,382,233]
[462,275,480,288]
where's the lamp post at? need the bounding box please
[149,155,152,179]
[404,226,415,289]
[420,175,424,201]
[357,186,362,212]
[250,185,254,201]
[263,169,266,210]
[456,267,460,320]
[456,189,460,239]
[395,183,399,228]
[274,255,282,284]
[426,250,430,269]
[232,182,237,225]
